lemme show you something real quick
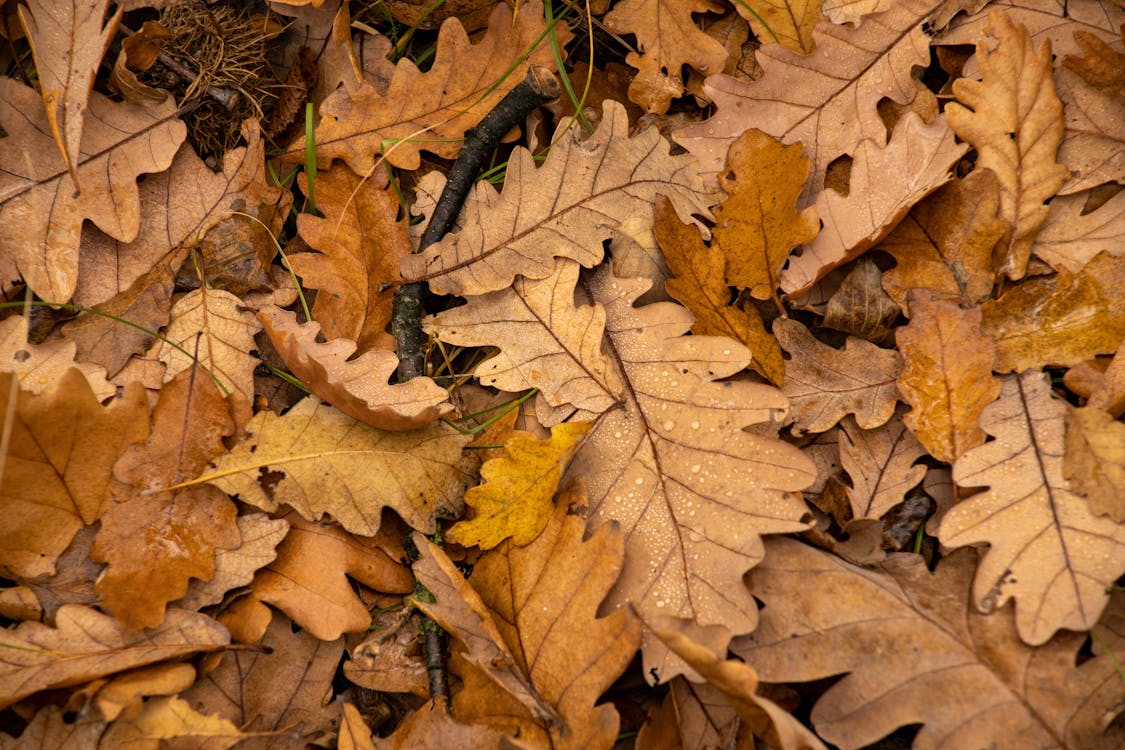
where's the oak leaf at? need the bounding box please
[203,396,473,536]
[736,0,821,53]
[839,409,926,520]
[17,0,122,189]
[1064,405,1125,522]
[258,305,451,431]
[1063,25,1125,98]
[0,315,113,400]
[0,370,148,579]
[1031,189,1125,273]
[414,486,642,750]
[98,696,245,749]
[780,113,967,294]
[174,513,289,611]
[368,698,507,749]
[773,318,902,436]
[878,169,1004,313]
[0,605,228,710]
[674,0,940,190]
[944,11,1070,280]
[736,539,1125,749]
[298,1,564,171]
[940,371,1125,644]
[896,291,1001,463]
[0,78,184,301]
[981,252,1125,372]
[636,677,744,749]
[821,258,901,344]
[290,165,410,353]
[1055,64,1125,195]
[655,195,786,386]
[402,101,713,297]
[447,421,593,549]
[603,0,729,113]
[423,260,623,418]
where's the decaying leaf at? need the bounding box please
[0,314,113,400]
[1064,405,1125,522]
[202,397,472,536]
[402,101,713,296]
[737,0,821,53]
[259,305,451,431]
[945,10,1071,280]
[821,258,901,344]
[98,696,246,749]
[736,539,1125,749]
[369,698,507,749]
[1055,63,1125,195]
[175,513,289,611]
[1031,189,1125,273]
[447,421,593,549]
[940,371,1125,644]
[839,409,926,520]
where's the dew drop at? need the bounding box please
[656,600,666,608]
[663,420,676,431]
[691,464,701,474]
[635,477,644,486]
[690,421,700,429]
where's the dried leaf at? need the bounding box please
[780,113,966,295]
[774,318,902,436]
[174,513,289,611]
[981,252,1125,372]
[259,305,451,431]
[635,677,744,750]
[0,705,104,748]
[656,196,786,386]
[839,409,926,520]
[99,696,244,749]
[0,79,184,301]
[1031,189,1125,273]
[345,607,428,697]
[0,370,148,578]
[896,291,1001,463]
[370,698,508,749]
[940,371,1125,644]
[0,605,228,710]
[736,0,821,53]
[1055,64,1125,195]
[1064,405,1125,522]
[402,101,713,296]
[447,421,592,549]
[604,0,729,113]
[944,10,1071,280]
[822,258,901,343]
[736,539,1125,749]
[0,315,113,400]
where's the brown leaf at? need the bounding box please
[0,79,184,301]
[736,0,821,53]
[0,315,113,400]
[107,20,171,107]
[99,696,245,749]
[1063,26,1125,98]
[259,305,451,431]
[656,196,786,386]
[780,113,966,295]
[203,396,472,536]
[17,526,101,620]
[369,698,508,749]
[604,0,729,113]
[91,663,196,721]
[17,0,122,189]
[1055,64,1125,195]
[290,165,411,353]
[839,409,926,520]
[896,291,1001,463]
[344,607,428,697]
[0,605,228,710]
[774,318,902,436]
[945,10,1071,280]
[736,539,1125,749]
[635,677,745,750]
[981,252,1125,372]
[940,371,1125,644]
[1064,405,1125,522]
[674,0,938,190]
[1031,189,1125,273]
[878,169,1004,313]
[0,370,148,578]
[175,513,289,612]
[0,705,105,748]
[296,1,565,171]
[822,258,902,344]
[402,101,713,297]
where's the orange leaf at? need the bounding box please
[1064,405,1125,522]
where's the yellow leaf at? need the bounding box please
[448,421,593,549]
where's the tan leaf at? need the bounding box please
[99,696,245,749]
[203,396,472,536]
[259,305,451,431]
[839,409,926,520]
[821,258,901,344]
[1031,189,1125,273]
[291,165,410,353]
[0,370,148,578]
[1063,26,1125,97]
[0,315,113,400]
[0,706,104,747]
[878,169,1004,314]
[175,513,290,611]
[635,677,745,749]
[564,268,815,682]
[940,371,1125,644]
[17,0,122,189]
[91,663,196,721]
[655,196,786,386]
[774,318,902,436]
[1055,64,1125,195]
[1064,405,1125,522]
[736,0,821,53]
[736,539,1125,749]
[822,0,891,26]
[423,260,623,417]
[780,113,967,294]
[369,698,508,749]
[654,627,827,750]
[714,130,819,305]
[674,0,939,190]
[415,487,642,750]
[981,252,1125,372]
[896,291,1001,463]
[18,526,101,620]
[295,1,565,171]
[0,605,228,710]
[0,79,184,301]
[945,10,1071,280]
[604,0,729,113]
[402,101,713,297]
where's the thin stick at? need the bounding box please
[393,65,561,382]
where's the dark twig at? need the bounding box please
[393,65,561,383]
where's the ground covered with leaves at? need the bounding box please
[0,0,1123,747]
